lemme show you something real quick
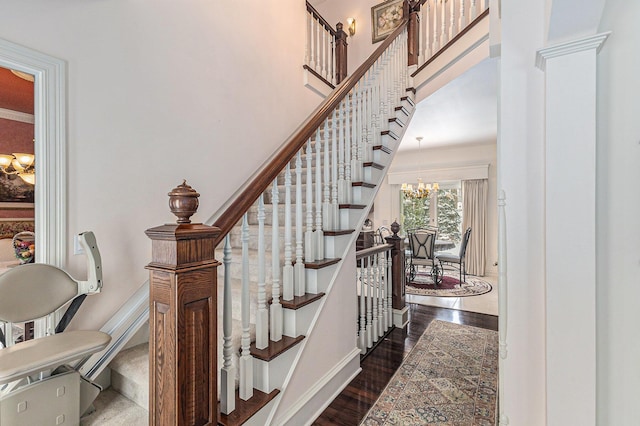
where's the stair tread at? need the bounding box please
[218,389,280,426]
[275,292,325,310]
[338,203,366,209]
[364,161,384,170]
[324,229,355,236]
[250,335,305,361]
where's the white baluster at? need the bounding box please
[377,252,384,338]
[323,29,329,80]
[471,0,478,20]
[366,255,373,348]
[432,0,439,53]
[330,108,339,228]
[424,2,432,60]
[450,0,457,39]
[320,25,329,80]
[309,16,316,71]
[315,18,322,75]
[256,194,268,349]
[305,12,311,67]
[386,250,393,329]
[295,152,306,297]
[441,0,448,45]
[304,139,315,262]
[239,214,253,400]
[337,101,347,204]
[351,84,362,183]
[315,128,324,259]
[371,254,379,342]
[359,261,366,353]
[220,235,235,414]
[270,179,283,342]
[344,97,353,204]
[459,0,467,30]
[4,322,13,347]
[330,36,336,85]
[322,118,332,231]
[283,163,294,301]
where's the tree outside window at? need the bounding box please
[400,183,462,246]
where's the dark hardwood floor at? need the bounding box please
[313,304,498,425]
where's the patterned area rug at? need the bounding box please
[361,320,498,425]
[406,272,492,297]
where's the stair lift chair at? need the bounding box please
[0,231,111,426]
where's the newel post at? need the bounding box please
[385,221,409,328]
[145,181,220,425]
[335,22,348,84]
[406,0,420,66]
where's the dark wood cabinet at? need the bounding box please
[357,230,375,250]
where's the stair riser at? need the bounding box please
[283,301,319,338]
[253,346,301,394]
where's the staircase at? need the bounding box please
[81,1,493,424]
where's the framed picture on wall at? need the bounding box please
[0,173,34,207]
[371,0,405,43]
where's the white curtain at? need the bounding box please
[462,179,487,276]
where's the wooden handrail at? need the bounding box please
[211,19,410,245]
[306,1,337,35]
[356,244,394,261]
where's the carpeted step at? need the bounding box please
[109,343,149,410]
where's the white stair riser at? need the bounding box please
[283,303,318,338]
[305,266,337,295]
[253,346,301,394]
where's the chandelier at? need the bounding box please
[0,153,35,185]
[401,178,438,199]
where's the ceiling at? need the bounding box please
[398,57,498,152]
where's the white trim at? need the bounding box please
[0,38,67,267]
[271,347,361,426]
[0,107,34,124]
[387,164,489,184]
[535,31,611,71]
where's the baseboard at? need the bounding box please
[271,347,362,426]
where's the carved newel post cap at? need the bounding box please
[168,180,200,224]
[390,220,400,236]
[336,22,343,31]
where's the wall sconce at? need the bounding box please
[346,17,356,36]
[0,153,35,185]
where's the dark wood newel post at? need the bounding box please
[407,0,420,66]
[335,22,348,84]
[385,221,409,328]
[145,180,220,425]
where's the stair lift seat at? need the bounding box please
[0,232,110,426]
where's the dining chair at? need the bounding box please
[436,227,472,283]
[407,229,442,285]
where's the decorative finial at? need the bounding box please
[168,180,200,224]
[390,220,400,236]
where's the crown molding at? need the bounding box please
[0,107,34,124]
[535,31,611,71]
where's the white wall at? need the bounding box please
[596,1,640,424]
[0,0,322,330]
[374,142,498,275]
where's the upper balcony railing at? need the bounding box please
[305,1,348,87]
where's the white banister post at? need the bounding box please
[322,118,332,231]
[270,178,283,342]
[220,235,235,414]
[343,98,353,205]
[256,194,268,350]
[295,151,306,297]
[330,36,336,85]
[315,128,325,259]
[351,83,362,183]
[424,2,431,60]
[358,262,366,354]
[432,0,439,53]
[371,253,379,341]
[283,163,294,301]
[310,17,316,71]
[315,18,321,74]
[386,249,393,329]
[337,100,347,204]
[304,139,315,262]
[377,252,384,337]
[449,0,457,40]
[330,108,340,228]
[239,214,253,401]
[366,255,373,348]
[305,12,311,67]
[459,0,467,30]
[470,0,478,20]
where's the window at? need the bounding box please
[401,181,463,247]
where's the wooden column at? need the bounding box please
[335,22,348,84]
[146,181,220,425]
[385,221,408,327]
[407,1,420,66]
